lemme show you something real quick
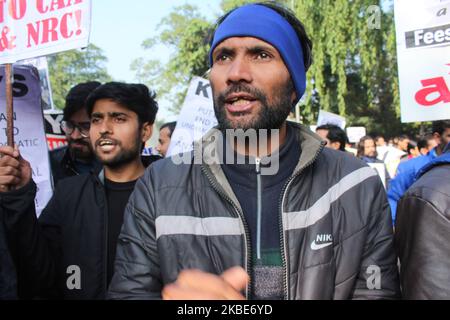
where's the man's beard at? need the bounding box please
[95,132,141,169]
[68,138,93,161]
[368,151,377,158]
[213,79,295,131]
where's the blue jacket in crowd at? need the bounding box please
[387,148,438,223]
[416,149,450,179]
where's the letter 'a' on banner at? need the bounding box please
[395,0,450,123]
[0,0,92,64]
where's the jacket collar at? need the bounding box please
[92,154,158,188]
[288,121,326,176]
[195,121,325,206]
[417,150,450,179]
[98,169,105,185]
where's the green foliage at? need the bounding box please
[294,0,403,136]
[48,44,112,109]
[133,0,419,137]
[220,0,261,12]
[131,4,211,114]
[220,0,291,12]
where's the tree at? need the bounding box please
[48,44,112,109]
[131,4,212,114]
[294,0,404,136]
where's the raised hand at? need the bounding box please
[162,266,248,300]
[0,145,32,192]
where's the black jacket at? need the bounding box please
[395,151,450,299]
[2,172,111,299]
[2,151,162,300]
[49,146,160,187]
[109,122,400,300]
[0,211,17,300]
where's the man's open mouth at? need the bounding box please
[96,139,117,152]
[225,93,257,113]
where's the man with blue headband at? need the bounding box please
[109,2,399,300]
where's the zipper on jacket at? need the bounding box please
[95,173,109,297]
[66,165,79,176]
[103,192,109,296]
[278,143,325,300]
[201,164,253,300]
[255,157,262,261]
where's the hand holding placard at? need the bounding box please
[0,145,31,192]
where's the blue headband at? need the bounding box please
[209,4,306,105]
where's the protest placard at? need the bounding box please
[368,163,387,189]
[166,77,217,157]
[44,109,66,151]
[346,126,367,143]
[395,0,450,122]
[0,0,91,64]
[317,110,346,129]
[0,65,52,216]
[19,57,54,110]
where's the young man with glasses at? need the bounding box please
[49,81,102,186]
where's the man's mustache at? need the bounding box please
[94,136,121,147]
[69,139,90,146]
[217,83,266,105]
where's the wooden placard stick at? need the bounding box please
[5,63,14,147]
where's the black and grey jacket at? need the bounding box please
[108,122,400,300]
[395,151,450,299]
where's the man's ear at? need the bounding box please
[141,122,153,143]
[291,90,297,105]
[330,141,341,151]
[433,132,441,145]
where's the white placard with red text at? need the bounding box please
[395,0,450,122]
[0,0,91,64]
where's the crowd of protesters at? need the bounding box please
[315,123,446,191]
[1,2,449,301]
[316,121,450,300]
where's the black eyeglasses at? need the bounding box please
[61,120,90,138]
